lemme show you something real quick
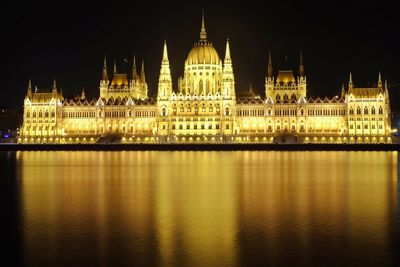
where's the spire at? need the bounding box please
[341,83,345,98]
[378,72,382,87]
[224,38,231,62]
[102,55,109,81]
[299,50,304,77]
[132,54,138,80]
[52,79,57,92]
[81,88,86,100]
[27,79,32,98]
[162,40,169,62]
[141,60,146,83]
[349,72,353,88]
[158,42,172,98]
[113,60,117,74]
[200,10,207,40]
[267,51,273,78]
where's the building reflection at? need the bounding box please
[16,151,399,266]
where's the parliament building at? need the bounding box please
[19,14,393,144]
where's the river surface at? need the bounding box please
[1,151,400,266]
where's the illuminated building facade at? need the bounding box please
[19,14,393,144]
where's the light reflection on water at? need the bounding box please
[13,151,400,266]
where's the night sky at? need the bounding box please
[2,0,400,108]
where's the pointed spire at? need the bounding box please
[200,10,207,40]
[52,79,57,92]
[349,72,353,87]
[141,60,146,83]
[224,38,231,62]
[378,72,382,87]
[299,50,304,77]
[267,51,273,78]
[27,79,32,98]
[132,53,138,80]
[81,88,86,100]
[113,60,117,74]
[102,55,109,81]
[162,40,169,62]
[341,83,345,98]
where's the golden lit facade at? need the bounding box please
[19,14,393,144]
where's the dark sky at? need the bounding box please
[2,0,400,108]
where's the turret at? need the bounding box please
[102,55,109,82]
[132,54,138,81]
[299,50,305,78]
[157,41,173,98]
[140,60,146,83]
[26,79,32,99]
[52,79,57,97]
[341,83,346,98]
[265,52,274,98]
[222,38,235,97]
[113,60,117,74]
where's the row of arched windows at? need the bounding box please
[349,106,383,115]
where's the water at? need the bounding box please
[2,151,400,267]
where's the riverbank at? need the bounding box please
[0,143,398,151]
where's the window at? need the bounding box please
[225,107,230,116]
[186,124,190,130]
[349,108,354,115]
[208,124,212,129]
[172,125,176,130]
[216,124,220,129]
[356,107,361,115]
[226,124,229,129]
[371,107,376,115]
[194,124,198,129]
[379,106,383,115]
[364,107,368,115]
[162,108,166,116]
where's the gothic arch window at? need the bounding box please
[128,109,131,117]
[39,111,43,117]
[225,107,230,116]
[364,106,368,115]
[349,107,354,115]
[300,109,304,116]
[371,106,376,115]
[51,111,55,117]
[379,106,383,115]
[199,80,204,94]
[356,106,361,115]
[45,111,49,117]
[98,110,102,117]
[283,94,289,102]
[161,107,167,116]
[276,94,281,102]
[26,111,30,117]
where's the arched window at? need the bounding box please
[128,109,131,117]
[371,107,376,115]
[300,109,304,116]
[356,106,361,115]
[199,80,204,94]
[379,106,383,115]
[225,107,230,116]
[276,94,281,102]
[45,111,49,117]
[51,111,55,117]
[162,108,166,116]
[349,108,354,115]
[98,110,102,117]
[26,111,30,117]
[364,106,368,115]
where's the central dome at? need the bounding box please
[186,42,220,65]
[186,11,220,66]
